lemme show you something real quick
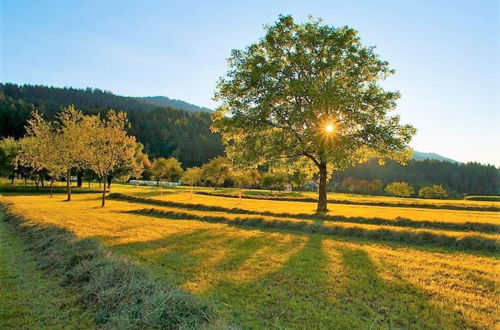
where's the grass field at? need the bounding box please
[1,183,499,329]
[0,215,95,329]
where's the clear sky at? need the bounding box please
[1,0,499,165]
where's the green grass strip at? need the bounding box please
[0,200,216,330]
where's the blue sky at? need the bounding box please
[1,0,499,165]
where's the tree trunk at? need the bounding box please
[50,178,54,198]
[77,170,83,187]
[10,176,14,184]
[40,175,44,188]
[107,175,112,192]
[101,175,107,207]
[88,178,91,189]
[66,169,72,201]
[317,163,328,212]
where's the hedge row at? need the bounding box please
[0,199,215,329]
[195,191,500,212]
[127,207,500,254]
[109,193,499,234]
[465,196,500,202]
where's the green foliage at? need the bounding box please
[201,156,232,189]
[419,185,448,199]
[465,196,500,202]
[261,172,289,191]
[0,83,224,167]
[212,15,415,211]
[181,167,203,186]
[0,200,215,329]
[0,137,19,179]
[151,157,183,184]
[291,170,313,191]
[385,182,415,197]
[342,177,382,194]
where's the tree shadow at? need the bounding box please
[199,235,474,329]
[102,228,299,293]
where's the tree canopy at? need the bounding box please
[213,15,416,211]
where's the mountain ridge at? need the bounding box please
[140,96,212,113]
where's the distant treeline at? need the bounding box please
[336,159,499,196]
[0,83,223,167]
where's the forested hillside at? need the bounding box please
[337,158,499,195]
[140,96,212,113]
[0,83,223,167]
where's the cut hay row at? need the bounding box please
[126,207,500,253]
[0,199,216,330]
[195,191,500,212]
[109,193,500,234]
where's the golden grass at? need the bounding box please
[2,187,499,328]
[145,190,500,225]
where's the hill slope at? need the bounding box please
[412,151,458,163]
[140,96,212,113]
[0,83,223,167]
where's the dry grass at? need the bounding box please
[1,184,499,328]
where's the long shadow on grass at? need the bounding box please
[120,208,499,255]
[201,236,472,329]
[102,228,291,293]
[109,193,499,234]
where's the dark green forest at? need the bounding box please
[0,83,223,167]
[336,159,499,196]
[0,83,498,195]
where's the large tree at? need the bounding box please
[213,15,415,211]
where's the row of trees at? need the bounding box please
[384,181,448,199]
[1,106,146,206]
[0,83,224,168]
[146,155,313,191]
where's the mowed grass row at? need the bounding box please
[0,217,95,329]
[195,190,500,212]
[138,190,500,225]
[0,198,217,329]
[109,193,500,234]
[2,192,499,329]
[122,207,499,253]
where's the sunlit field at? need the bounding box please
[1,183,499,329]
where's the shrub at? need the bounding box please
[385,182,415,197]
[419,185,448,199]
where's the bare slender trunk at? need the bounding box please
[41,175,44,188]
[317,163,328,212]
[77,170,83,187]
[101,174,107,207]
[66,169,72,201]
[50,178,54,198]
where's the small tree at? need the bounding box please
[107,142,150,191]
[182,167,203,188]
[151,157,183,186]
[419,185,448,199]
[55,106,95,201]
[88,110,137,207]
[385,181,414,197]
[202,156,231,189]
[368,180,383,194]
[262,172,289,191]
[291,170,313,191]
[0,137,20,183]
